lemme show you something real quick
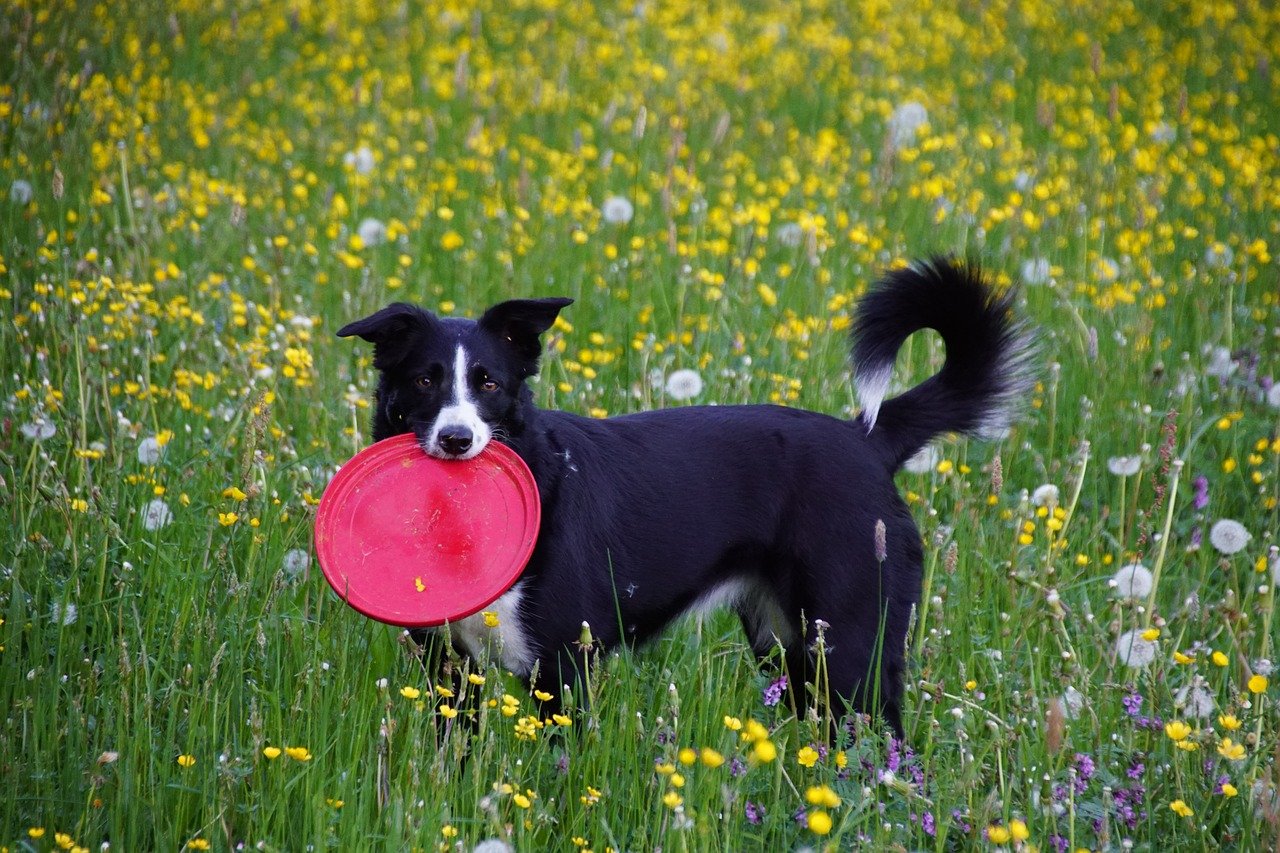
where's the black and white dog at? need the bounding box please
[338,258,1032,734]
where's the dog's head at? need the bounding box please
[338,297,572,459]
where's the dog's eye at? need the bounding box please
[479,379,499,393]
[415,376,433,390]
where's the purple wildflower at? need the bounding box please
[1049,834,1069,853]
[744,801,764,825]
[762,676,788,707]
[1122,691,1143,717]
[728,757,747,778]
[1193,475,1209,510]
[1127,760,1145,780]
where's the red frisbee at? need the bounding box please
[314,434,541,627]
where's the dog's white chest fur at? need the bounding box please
[449,583,535,676]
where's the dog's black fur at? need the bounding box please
[338,257,1033,734]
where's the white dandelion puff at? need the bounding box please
[142,498,173,531]
[1060,685,1085,719]
[665,368,704,401]
[282,548,310,579]
[137,436,165,465]
[1267,383,1280,409]
[343,145,375,175]
[1111,563,1153,600]
[1174,677,1215,719]
[1094,256,1120,283]
[20,416,56,441]
[1204,242,1234,269]
[1208,519,1250,555]
[357,217,388,246]
[775,222,805,248]
[1149,121,1176,143]
[1020,257,1052,286]
[10,179,34,205]
[1115,628,1157,668]
[1204,346,1236,380]
[50,601,78,626]
[472,841,515,853]
[1107,455,1141,476]
[1031,483,1060,507]
[887,101,928,149]
[600,195,634,225]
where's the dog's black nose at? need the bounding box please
[437,427,473,455]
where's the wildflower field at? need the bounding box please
[2,0,1279,849]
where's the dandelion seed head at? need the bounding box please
[1107,455,1141,476]
[665,368,704,401]
[1204,346,1236,380]
[601,195,634,225]
[10,179,34,204]
[356,217,387,246]
[1116,628,1157,668]
[143,498,173,531]
[1031,483,1060,507]
[1021,257,1052,286]
[20,417,56,441]
[887,101,928,148]
[282,548,310,578]
[1208,518,1250,555]
[1111,563,1153,600]
[137,436,164,465]
[343,145,375,175]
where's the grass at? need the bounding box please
[2,0,1278,849]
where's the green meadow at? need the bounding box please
[2,0,1278,849]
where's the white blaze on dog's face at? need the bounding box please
[423,344,492,460]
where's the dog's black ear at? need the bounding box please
[479,297,573,376]
[337,302,432,369]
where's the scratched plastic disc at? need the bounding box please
[314,433,540,627]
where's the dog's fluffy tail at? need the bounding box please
[852,257,1035,469]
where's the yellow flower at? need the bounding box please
[400,686,421,699]
[440,231,464,251]
[805,785,841,808]
[533,689,553,702]
[441,825,458,838]
[218,512,238,526]
[552,713,572,726]
[987,825,1011,844]
[678,747,697,765]
[1218,714,1241,731]
[654,762,675,776]
[1173,651,1196,665]
[752,739,777,763]
[1217,738,1246,761]
[1009,819,1030,841]
[28,828,46,838]
[1164,720,1192,741]
[438,704,458,719]
[797,746,819,767]
[434,684,455,699]
[662,791,682,809]
[1222,783,1238,797]
[467,673,486,685]
[1248,674,1268,693]
[742,719,769,743]
[723,715,743,731]
[700,747,725,768]
[513,793,532,809]
[482,610,500,628]
[55,832,74,849]
[808,810,833,835]
[669,772,685,788]
[1170,799,1194,818]
[1211,651,1229,667]
[263,746,282,759]
[285,746,312,761]
[177,754,196,768]
[221,486,247,501]
[187,839,211,850]
[1140,627,1160,641]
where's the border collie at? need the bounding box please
[338,257,1033,734]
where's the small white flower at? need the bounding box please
[1204,346,1236,379]
[775,222,805,248]
[20,416,56,441]
[10,179,34,205]
[665,368,704,401]
[51,601,78,626]
[1115,628,1157,668]
[1031,483,1060,507]
[343,145,375,175]
[904,444,939,474]
[1060,685,1085,719]
[1254,658,1274,677]
[600,195,634,225]
[1149,122,1176,143]
[1272,552,1280,584]
[375,677,389,690]
[1107,455,1141,476]
[1020,257,1051,286]
[1111,563,1153,600]
[357,217,387,246]
[887,101,928,148]
[137,436,165,465]
[1208,518,1250,555]
[282,548,310,578]
[1265,383,1280,409]
[142,498,173,531]
[1204,242,1234,268]
[1174,677,1215,718]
